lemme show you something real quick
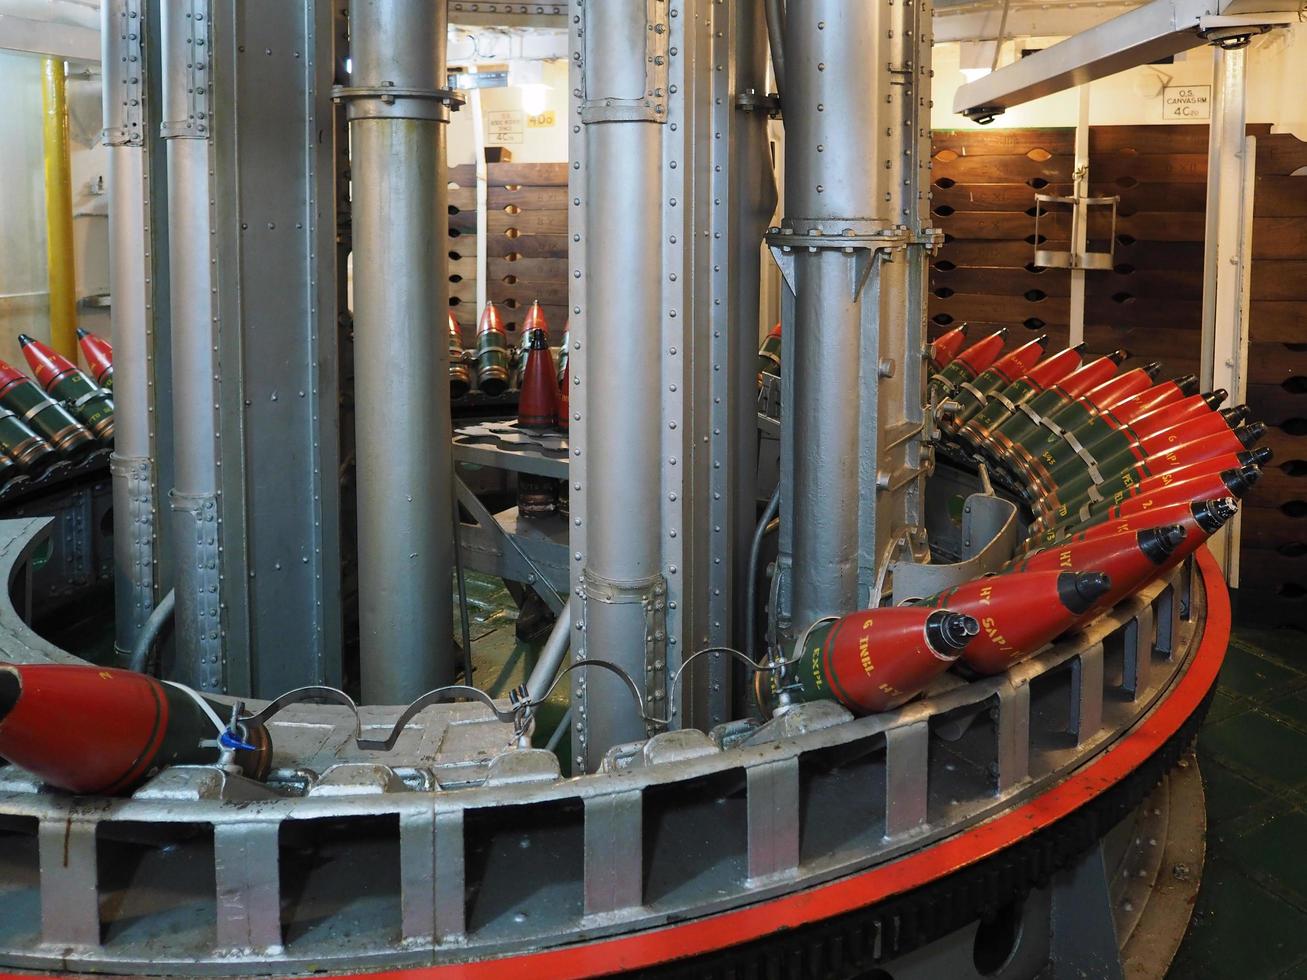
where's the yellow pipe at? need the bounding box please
[41,58,78,360]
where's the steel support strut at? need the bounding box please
[160,0,223,690]
[1199,42,1254,584]
[102,0,160,666]
[339,0,458,702]
[771,2,928,636]
[574,1,668,767]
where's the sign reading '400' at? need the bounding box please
[1163,85,1211,120]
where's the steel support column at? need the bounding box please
[101,0,160,666]
[1199,43,1254,584]
[721,0,777,704]
[771,2,924,636]
[159,3,342,694]
[572,2,667,766]
[341,0,456,702]
[160,0,223,690]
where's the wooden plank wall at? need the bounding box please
[447,162,570,341]
[929,124,1307,625]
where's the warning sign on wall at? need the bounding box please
[1163,85,1211,121]
[487,110,524,144]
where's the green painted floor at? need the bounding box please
[1169,625,1307,979]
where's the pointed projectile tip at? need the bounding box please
[1194,496,1239,532]
[926,609,980,655]
[1172,375,1200,397]
[16,334,33,347]
[1139,524,1187,563]
[994,326,1009,338]
[1236,422,1267,448]
[1142,361,1163,379]
[1035,334,1050,349]
[1222,465,1262,497]
[1239,446,1274,467]
[1072,342,1088,353]
[1109,349,1130,365]
[1074,571,1112,603]
[958,321,970,335]
[1221,405,1252,427]
[0,667,17,723]
[1213,496,1239,521]
[1203,389,1229,409]
[76,327,88,339]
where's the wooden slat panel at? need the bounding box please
[933,129,1076,156]
[1254,134,1307,177]
[1241,510,1307,548]
[1246,383,1307,425]
[489,185,569,210]
[486,234,568,259]
[1089,123,1271,155]
[489,256,568,280]
[448,162,569,186]
[1251,261,1307,301]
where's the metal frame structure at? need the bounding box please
[337,0,458,701]
[768,1,933,643]
[148,2,344,696]
[0,515,1224,975]
[101,0,168,666]
[951,0,1292,587]
[566,0,767,769]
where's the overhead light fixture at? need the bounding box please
[521,83,549,116]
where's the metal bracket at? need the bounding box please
[962,104,1004,125]
[579,569,667,735]
[159,0,211,140]
[332,84,463,123]
[1198,15,1289,48]
[735,89,781,117]
[580,0,670,124]
[454,477,565,613]
[101,0,145,147]
[1034,192,1119,270]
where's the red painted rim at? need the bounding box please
[0,550,1230,980]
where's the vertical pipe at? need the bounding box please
[782,2,888,629]
[579,2,665,766]
[1068,84,1091,347]
[730,0,776,653]
[343,0,455,702]
[41,58,78,360]
[160,1,223,691]
[102,0,158,667]
[1199,44,1251,584]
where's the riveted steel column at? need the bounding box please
[102,0,159,666]
[572,1,669,769]
[777,2,893,632]
[339,0,457,702]
[161,0,223,690]
[723,0,777,682]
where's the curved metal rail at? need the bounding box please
[0,518,1220,976]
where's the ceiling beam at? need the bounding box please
[952,0,1299,121]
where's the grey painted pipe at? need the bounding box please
[745,487,781,660]
[347,0,456,702]
[128,588,176,676]
[764,0,786,97]
[783,2,890,629]
[578,3,665,769]
[101,0,158,667]
[160,0,224,690]
[525,598,574,706]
